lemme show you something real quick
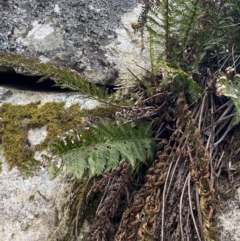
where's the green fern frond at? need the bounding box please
[140,0,202,65]
[0,52,108,100]
[146,26,157,74]
[48,121,155,179]
[159,62,203,101]
[136,1,159,31]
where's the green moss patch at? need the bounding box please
[0,101,83,174]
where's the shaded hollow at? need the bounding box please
[0,71,70,92]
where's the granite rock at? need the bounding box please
[0,85,98,241]
[217,188,240,241]
[0,0,150,85]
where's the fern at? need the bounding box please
[135,1,203,102]
[139,0,202,65]
[196,0,240,72]
[0,51,108,100]
[48,121,155,179]
[159,61,203,101]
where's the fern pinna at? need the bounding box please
[48,121,155,178]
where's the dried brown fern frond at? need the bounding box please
[86,161,132,241]
[114,155,169,241]
[113,91,219,241]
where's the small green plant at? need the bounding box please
[135,0,204,105]
[137,0,202,67]
[158,61,203,101]
[48,121,155,179]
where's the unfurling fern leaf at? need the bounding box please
[48,121,155,179]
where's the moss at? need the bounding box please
[28,195,35,201]
[0,101,83,174]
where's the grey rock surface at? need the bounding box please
[0,86,99,107]
[0,0,150,85]
[0,85,98,241]
[0,157,70,241]
[217,188,240,241]
[0,1,150,238]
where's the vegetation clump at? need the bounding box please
[0,101,82,174]
[1,0,240,240]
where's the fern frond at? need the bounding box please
[139,0,202,65]
[159,62,203,101]
[0,52,108,100]
[48,121,155,178]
